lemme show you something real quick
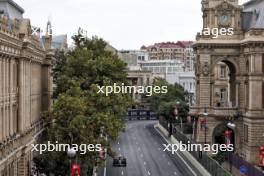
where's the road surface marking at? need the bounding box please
[118,141,120,145]
[121,170,124,175]
[155,126,198,176]
[103,165,106,176]
[174,172,177,175]
[168,162,171,166]
[144,161,146,165]
[118,148,121,151]
[148,171,151,175]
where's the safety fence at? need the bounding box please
[159,119,232,176]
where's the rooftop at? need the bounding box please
[144,41,193,50]
[242,0,264,31]
[0,0,24,14]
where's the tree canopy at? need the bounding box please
[147,78,189,122]
[34,33,133,175]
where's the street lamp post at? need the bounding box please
[225,108,242,173]
[226,121,236,174]
[203,108,208,144]
[170,103,179,137]
[176,101,182,130]
[67,147,77,175]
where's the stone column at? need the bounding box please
[3,57,6,140]
[0,107,2,141]
[199,54,211,107]
[17,155,26,176]
[0,57,2,141]
[235,80,240,107]
[18,59,24,132]
[248,54,263,114]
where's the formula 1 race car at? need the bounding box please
[113,156,127,167]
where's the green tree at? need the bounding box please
[148,78,189,122]
[34,33,133,175]
[52,50,67,98]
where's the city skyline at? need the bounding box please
[17,0,250,49]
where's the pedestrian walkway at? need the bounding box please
[222,162,243,176]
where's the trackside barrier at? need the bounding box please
[160,119,232,176]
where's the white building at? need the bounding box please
[141,60,195,88]
[140,59,195,105]
[119,49,196,105]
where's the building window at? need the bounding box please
[140,78,143,85]
[220,88,226,102]
[262,54,264,73]
[244,124,248,143]
[220,66,226,78]
[262,82,264,108]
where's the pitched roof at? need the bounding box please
[143,41,193,50]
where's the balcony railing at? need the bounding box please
[212,107,239,117]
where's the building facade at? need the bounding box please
[0,0,53,175]
[190,0,264,164]
[141,60,184,79]
[141,42,185,61]
[118,50,153,109]
[140,42,196,104]
[141,41,195,71]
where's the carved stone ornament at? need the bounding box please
[202,62,210,76]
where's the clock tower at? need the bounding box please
[191,0,264,165]
[200,0,243,38]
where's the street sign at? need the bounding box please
[239,165,248,174]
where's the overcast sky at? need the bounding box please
[16,0,250,49]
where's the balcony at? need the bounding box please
[212,107,239,117]
[190,106,243,119]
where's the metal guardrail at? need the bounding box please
[126,110,158,120]
[159,119,232,176]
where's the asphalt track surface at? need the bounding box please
[99,120,202,176]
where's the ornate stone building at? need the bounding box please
[0,0,53,175]
[190,0,264,164]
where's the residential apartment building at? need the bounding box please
[140,42,196,105]
[141,41,195,71]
